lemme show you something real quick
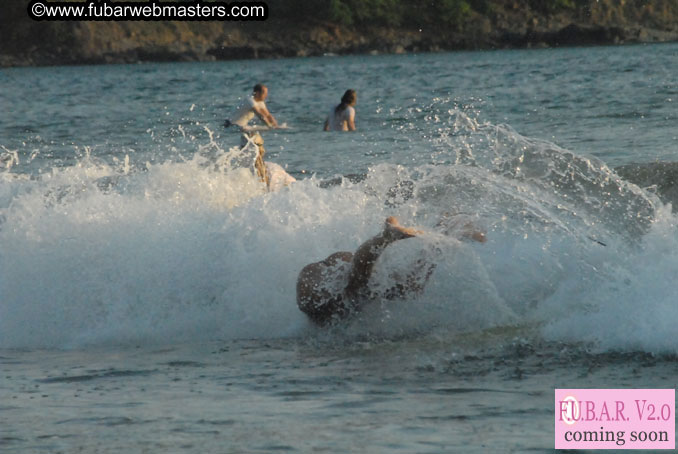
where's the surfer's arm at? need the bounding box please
[323,118,330,131]
[254,105,278,128]
[346,108,356,131]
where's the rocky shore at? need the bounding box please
[2,0,678,67]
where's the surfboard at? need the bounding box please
[242,123,290,133]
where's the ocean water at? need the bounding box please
[1,43,678,452]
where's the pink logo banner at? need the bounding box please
[555,389,675,450]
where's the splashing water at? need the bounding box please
[0,110,676,353]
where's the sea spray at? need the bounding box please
[0,111,676,352]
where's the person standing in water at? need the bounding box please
[226,83,279,131]
[224,84,283,188]
[296,216,486,326]
[324,89,357,131]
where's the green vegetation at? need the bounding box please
[0,1,77,55]
[527,0,589,14]
[269,0,597,29]
[270,0,475,29]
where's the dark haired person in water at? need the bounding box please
[296,216,486,325]
[324,89,357,131]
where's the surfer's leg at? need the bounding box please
[251,133,269,187]
[240,132,270,187]
[344,217,420,301]
[296,251,353,325]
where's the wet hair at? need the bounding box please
[253,83,266,95]
[335,89,356,114]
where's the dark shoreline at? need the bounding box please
[3,39,675,72]
[2,0,678,68]
[2,29,676,69]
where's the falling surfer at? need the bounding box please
[296,216,488,326]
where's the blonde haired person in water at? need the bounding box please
[226,83,278,131]
[224,84,294,190]
[296,216,486,326]
[324,89,357,131]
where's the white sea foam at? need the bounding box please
[541,204,678,353]
[0,114,676,353]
